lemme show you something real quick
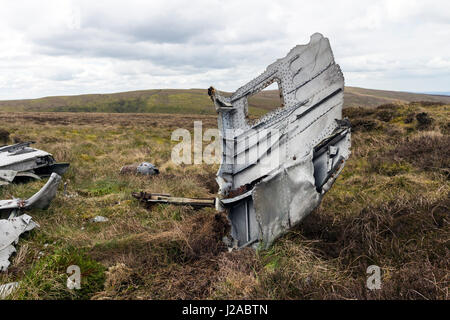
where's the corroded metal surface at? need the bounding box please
[209,33,351,248]
[132,191,216,208]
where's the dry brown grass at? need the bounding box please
[393,131,450,175]
[0,101,448,300]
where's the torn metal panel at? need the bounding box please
[23,172,62,210]
[0,281,19,299]
[209,33,351,248]
[0,170,16,183]
[0,142,69,186]
[0,172,62,217]
[0,173,61,271]
[137,162,159,175]
[132,191,216,208]
[120,162,159,175]
[0,215,39,271]
[91,216,109,223]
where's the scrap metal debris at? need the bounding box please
[132,192,216,208]
[120,162,159,176]
[130,33,350,249]
[0,281,19,299]
[0,173,61,217]
[208,33,351,248]
[137,162,159,175]
[91,215,109,223]
[0,173,61,271]
[0,215,39,271]
[0,142,69,186]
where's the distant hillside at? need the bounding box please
[344,87,450,108]
[0,86,449,115]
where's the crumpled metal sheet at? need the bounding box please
[0,142,69,186]
[0,172,62,217]
[136,162,159,175]
[253,151,322,246]
[209,33,351,248]
[91,215,109,223]
[0,173,61,271]
[0,215,39,271]
[120,162,159,176]
[0,281,19,299]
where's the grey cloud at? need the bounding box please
[1,0,450,100]
[26,1,289,72]
[31,26,278,72]
[47,71,76,81]
[34,34,233,70]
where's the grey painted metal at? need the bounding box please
[0,142,69,185]
[0,172,62,217]
[0,173,61,271]
[91,216,109,223]
[209,33,351,248]
[0,214,39,271]
[136,162,159,175]
[0,281,19,299]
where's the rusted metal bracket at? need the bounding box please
[132,192,216,208]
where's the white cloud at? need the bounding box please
[0,0,449,99]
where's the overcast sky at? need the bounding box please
[0,0,449,100]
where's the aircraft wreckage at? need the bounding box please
[135,33,351,249]
[0,141,69,185]
[0,141,67,271]
[0,173,62,271]
[209,33,351,248]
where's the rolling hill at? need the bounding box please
[0,86,449,116]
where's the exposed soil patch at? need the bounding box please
[194,172,219,194]
[180,211,230,260]
[416,112,434,130]
[376,109,395,122]
[0,128,9,144]
[350,118,383,132]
